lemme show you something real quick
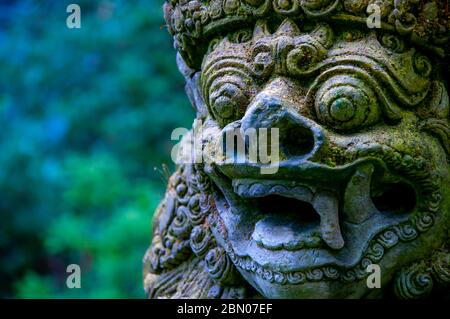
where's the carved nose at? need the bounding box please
[240,93,325,160]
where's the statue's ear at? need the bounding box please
[176,53,208,119]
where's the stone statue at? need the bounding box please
[143,0,449,299]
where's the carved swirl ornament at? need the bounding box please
[164,0,449,68]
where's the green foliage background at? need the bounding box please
[0,0,193,298]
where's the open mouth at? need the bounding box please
[207,159,417,271]
[233,179,343,250]
[232,169,417,252]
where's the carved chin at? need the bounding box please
[204,153,441,298]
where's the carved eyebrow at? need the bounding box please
[305,48,432,123]
[202,55,255,81]
[316,53,430,105]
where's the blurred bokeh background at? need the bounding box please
[0,0,193,298]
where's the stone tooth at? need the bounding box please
[269,184,289,194]
[291,185,314,202]
[343,163,378,224]
[312,190,344,250]
[249,182,266,197]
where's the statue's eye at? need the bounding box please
[202,52,258,126]
[208,75,250,126]
[314,75,381,131]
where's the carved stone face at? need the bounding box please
[192,19,450,298]
[145,0,450,300]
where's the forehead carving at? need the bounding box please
[164,0,449,69]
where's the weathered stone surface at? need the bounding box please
[144,0,449,299]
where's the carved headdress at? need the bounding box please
[163,0,449,68]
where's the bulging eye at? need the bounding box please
[314,75,380,131]
[209,75,249,126]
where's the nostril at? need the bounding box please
[280,124,316,158]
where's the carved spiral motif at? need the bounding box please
[274,272,288,284]
[378,230,399,248]
[300,0,340,17]
[224,0,240,14]
[186,194,207,225]
[431,252,450,286]
[252,42,275,80]
[323,267,340,280]
[342,270,356,282]
[191,165,211,191]
[228,29,253,44]
[394,223,418,241]
[165,0,448,69]
[306,268,324,281]
[365,243,385,262]
[202,56,256,126]
[354,266,368,280]
[413,52,432,78]
[170,206,192,239]
[394,263,433,299]
[379,34,407,53]
[175,182,189,204]
[414,212,434,233]
[314,75,380,131]
[287,272,306,284]
[354,258,373,279]
[286,43,319,75]
[262,269,275,283]
[389,0,418,36]
[209,78,249,124]
[205,247,234,283]
[274,0,300,14]
[343,0,369,13]
[190,225,213,257]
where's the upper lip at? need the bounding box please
[215,157,384,187]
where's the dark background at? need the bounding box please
[0,0,193,298]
